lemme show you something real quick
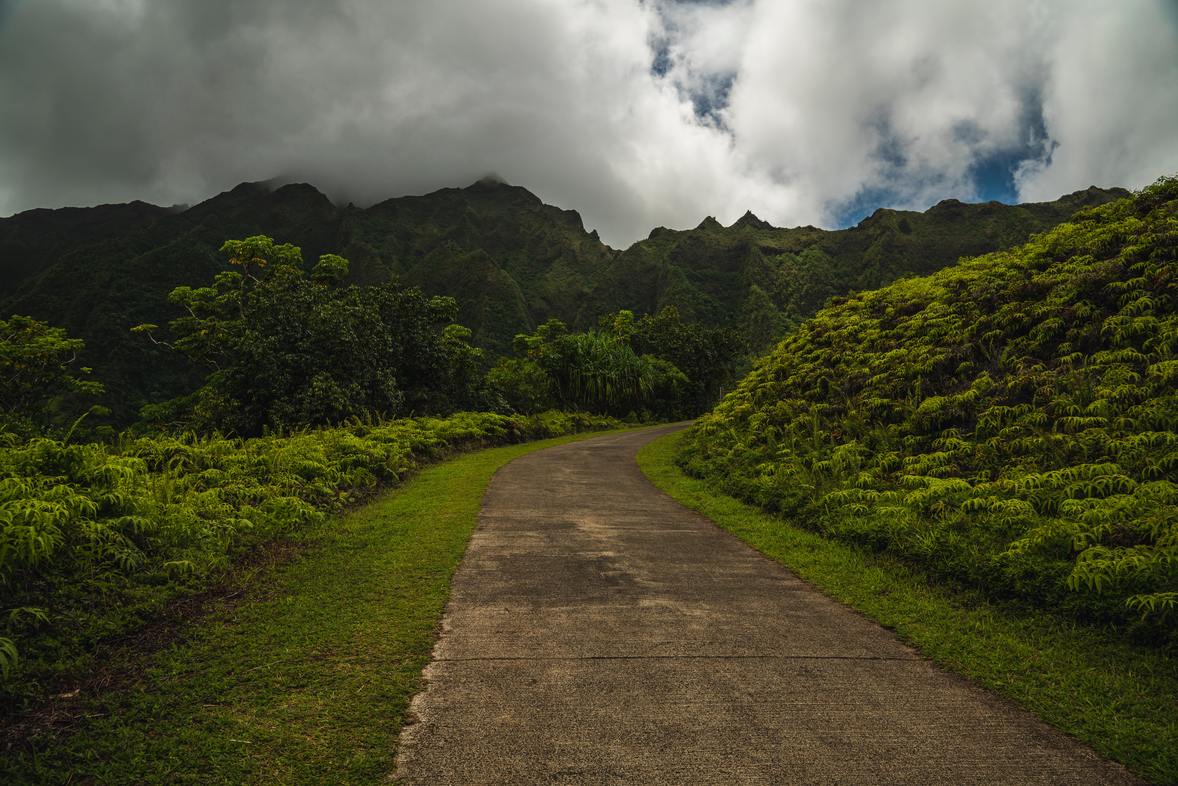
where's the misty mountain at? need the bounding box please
[0,178,1127,421]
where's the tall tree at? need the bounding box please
[0,315,103,436]
[137,236,481,434]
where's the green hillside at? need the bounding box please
[336,177,613,351]
[0,183,345,417]
[0,179,1126,421]
[579,186,1126,334]
[680,178,1177,638]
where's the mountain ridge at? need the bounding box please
[0,178,1130,253]
[0,177,1131,421]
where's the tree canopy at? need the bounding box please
[138,235,483,434]
[0,315,103,437]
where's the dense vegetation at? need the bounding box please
[136,235,484,434]
[2,170,1168,772]
[488,307,738,419]
[124,232,718,424]
[0,315,104,438]
[0,178,1124,422]
[578,186,1127,351]
[1,232,648,716]
[0,409,616,710]
[681,178,1178,640]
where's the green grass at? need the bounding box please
[1,427,635,785]
[639,430,1178,785]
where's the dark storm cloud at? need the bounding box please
[0,0,1175,246]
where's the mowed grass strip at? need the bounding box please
[3,429,634,785]
[638,430,1178,785]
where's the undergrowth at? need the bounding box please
[0,410,617,711]
[681,177,1178,642]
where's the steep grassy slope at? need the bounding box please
[1,178,1126,421]
[680,179,1177,637]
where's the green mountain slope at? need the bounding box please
[337,177,612,350]
[1,183,345,415]
[582,186,1128,332]
[0,178,1127,421]
[680,179,1178,636]
[0,201,171,289]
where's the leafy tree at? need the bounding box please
[511,317,570,358]
[643,355,692,420]
[506,318,663,416]
[435,322,487,412]
[138,236,482,434]
[0,315,103,436]
[621,306,741,414]
[608,309,638,343]
[486,357,553,414]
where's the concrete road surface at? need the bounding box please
[394,426,1141,785]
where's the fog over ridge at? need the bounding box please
[0,0,1174,247]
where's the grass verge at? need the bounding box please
[1,427,636,784]
[638,430,1178,785]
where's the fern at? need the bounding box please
[0,410,619,702]
[683,177,1178,635]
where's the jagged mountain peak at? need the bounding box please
[731,210,773,231]
[182,180,335,222]
[462,176,542,204]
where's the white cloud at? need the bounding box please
[0,0,1173,246]
[722,1,1050,220]
[1015,2,1178,200]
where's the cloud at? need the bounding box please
[720,1,1053,222]
[0,0,1174,246]
[1014,3,1178,201]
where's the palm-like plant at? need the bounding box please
[552,331,656,412]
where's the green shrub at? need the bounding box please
[486,357,554,414]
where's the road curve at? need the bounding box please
[394,426,1140,785]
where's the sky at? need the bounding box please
[0,0,1175,248]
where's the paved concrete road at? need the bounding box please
[394,426,1141,785]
